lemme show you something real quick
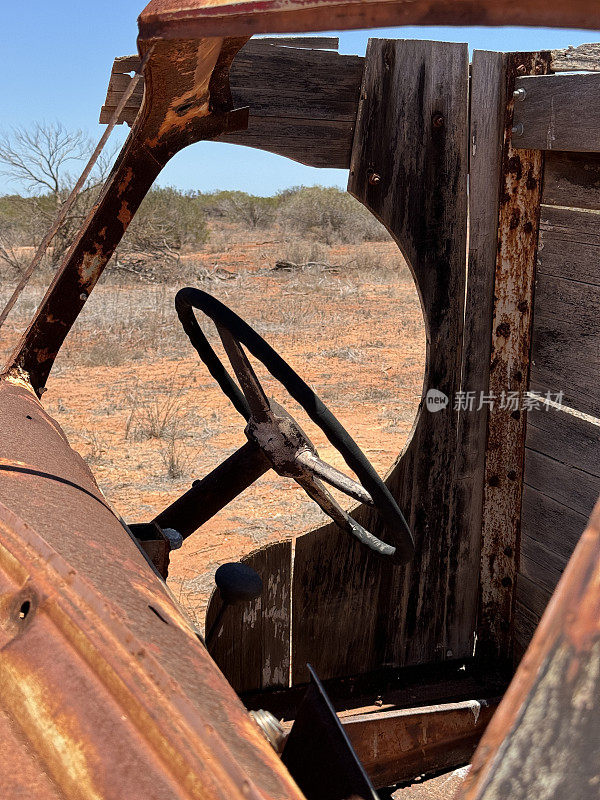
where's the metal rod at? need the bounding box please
[153,441,271,538]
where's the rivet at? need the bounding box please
[512,123,524,137]
[80,291,88,301]
[368,171,381,186]
[517,64,527,74]
[513,87,526,101]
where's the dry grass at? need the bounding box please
[0,220,425,629]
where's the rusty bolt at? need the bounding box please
[517,64,527,74]
[80,291,88,301]
[368,171,381,186]
[432,113,444,128]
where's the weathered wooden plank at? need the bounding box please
[450,50,508,661]
[519,544,564,594]
[477,51,550,664]
[101,44,363,168]
[537,206,600,286]
[456,502,600,800]
[222,115,355,168]
[514,574,552,657]
[515,573,552,620]
[205,540,291,692]
[521,485,589,568]
[523,448,599,519]
[112,54,142,72]
[525,405,600,477]
[513,599,539,660]
[551,42,600,72]
[542,152,600,211]
[291,39,469,683]
[530,274,600,417]
[513,72,600,151]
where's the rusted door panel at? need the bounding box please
[0,380,304,800]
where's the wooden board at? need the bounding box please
[477,51,550,663]
[100,42,364,169]
[205,540,291,692]
[536,206,600,285]
[551,42,600,72]
[291,39,469,683]
[450,50,508,660]
[542,152,600,210]
[512,72,600,151]
[525,404,600,478]
[530,272,600,418]
[515,405,600,651]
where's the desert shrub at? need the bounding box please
[277,186,390,245]
[111,187,208,281]
[198,190,278,228]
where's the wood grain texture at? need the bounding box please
[536,206,600,285]
[205,540,291,692]
[477,52,551,664]
[551,42,600,72]
[513,72,600,151]
[524,405,600,478]
[290,39,469,683]
[101,42,364,168]
[515,405,600,649]
[530,273,600,417]
[450,50,508,660]
[542,152,600,210]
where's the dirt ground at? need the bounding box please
[0,230,425,629]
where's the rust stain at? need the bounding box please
[477,51,551,663]
[117,201,132,227]
[0,653,105,800]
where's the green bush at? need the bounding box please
[276,186,389,245]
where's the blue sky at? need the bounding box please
[0,1,594,196]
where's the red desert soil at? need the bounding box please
[1,236,425,629]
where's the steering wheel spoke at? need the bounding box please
[294,473,349,529]
[294,450,374,506]
[217,325,271,418]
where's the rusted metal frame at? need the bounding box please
[270,695,499,790]
[342,696,499,789]
[0,379,303,798]
[2,36,250,396]
[138,0,600,41]
[154,441,271,538]
[476,51,551,665]
[456,499,600,799]
[0,499,303,799]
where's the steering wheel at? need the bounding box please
[171,287,414,564]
